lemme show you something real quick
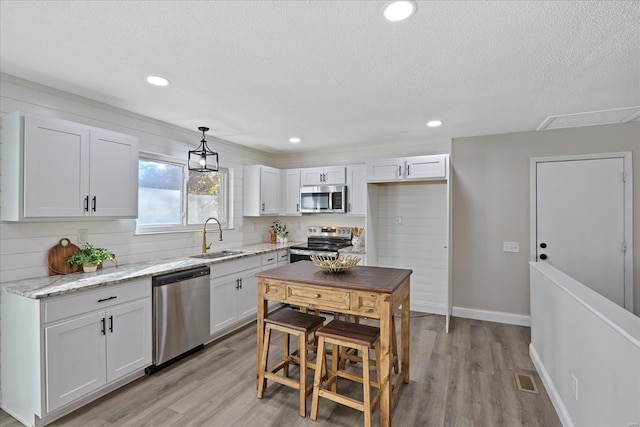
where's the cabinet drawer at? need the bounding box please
[261,253,278,268]
[276,250,289,265]
[44,279,150,323]
[211,256,261,277]
[286,284,350,311]
[351,292,380,316]
[262,279,285,301]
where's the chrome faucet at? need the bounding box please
[202,217,223,253]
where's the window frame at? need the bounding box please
[135,152,231,235]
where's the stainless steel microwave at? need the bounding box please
[300,185,347,213]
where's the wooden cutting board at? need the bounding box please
[47,238,81,276]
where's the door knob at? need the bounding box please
[539,254,548,260]
[540,243,547,248]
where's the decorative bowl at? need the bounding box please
[310,254,361,273]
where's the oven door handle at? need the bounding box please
[290,249,339,257]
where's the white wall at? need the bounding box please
[451,122,640,321]
[529,262,640,427]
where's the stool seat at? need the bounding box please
[315,320,380,346]
[264,309,326,332]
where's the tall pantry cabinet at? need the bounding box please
[365,154,453,332]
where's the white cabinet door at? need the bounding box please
[105,299,151,383]
[260,167,280,215]
[300,167,324,186]
[243,165,281,216]
[300,166,345,186]
[282,169,301,215]
[406,154,447,180]
[23,115,90,217]
[237,268,261,319]
[210,276,239,334]
[366,158,404,182]
[45,312,106,412]
[89,129,139,218]
[322,166,346,185]
[346,165,367,216]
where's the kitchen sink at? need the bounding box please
[190,250,245,259]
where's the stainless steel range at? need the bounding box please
[289,226,353,263]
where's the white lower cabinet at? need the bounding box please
[1,279,151,426]
[210,256,262,335]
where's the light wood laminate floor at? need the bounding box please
[1,314,561,427]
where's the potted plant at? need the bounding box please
[269,220,288,244]
[67,243,113,272]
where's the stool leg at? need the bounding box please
[310,336,326,421]
[283,330,290,377]
[257,324,272,398]
[298,332,307,417]
[331,342,339,393]
[362,343,372,427]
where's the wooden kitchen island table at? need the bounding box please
[255,261,412,427]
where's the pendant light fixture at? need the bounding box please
[188,127,219,172]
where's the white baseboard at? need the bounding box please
[452,306,531,326]
[529,343,574,427]
[411,301,447,315]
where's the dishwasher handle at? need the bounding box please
[152,266,210,286]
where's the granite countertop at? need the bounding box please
[339,246,366,255]
[1,242,300,299]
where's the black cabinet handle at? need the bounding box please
[398,165,402,176]
[84,196,89,212]
[296,203,299,212]
[98,296,117,303]
[235,278,240,290]
[261,202,265,212]
[239,278,243,289]
[109,315,113,333]
[101,317,106,335]
[539,254,548,260]
[92,196,97,212]
[407,165,411,176]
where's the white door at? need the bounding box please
[347,164,367,216]
[237,268,261,319]
[23,115,90,217]
[260,166,280,215]
[210,276,239,334]
[45,312,106,412]
[89,129,138,217]
[106,299,151,382]
[283,169,301,215]
[535,156,630,308]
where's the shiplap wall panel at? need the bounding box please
[376,181,448,313]
[0,74,277,402]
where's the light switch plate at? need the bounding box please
[78,229,88,246]
[503,241,519,252]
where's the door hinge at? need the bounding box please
[622,171,627,182]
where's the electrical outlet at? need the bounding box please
[503,241,519,252]
[395,216,402,225]
[78,229,88,246]
[571,374,578,401]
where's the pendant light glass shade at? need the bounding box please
[188,127,219,172]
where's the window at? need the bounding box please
[136,154,229,233]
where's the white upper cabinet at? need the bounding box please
[346,164,367,216]
[367,154,448,183]
[243,165,280,216]
[281,168,301,215]
[300,166,346,186]
[1,112,139,220]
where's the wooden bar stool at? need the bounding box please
[339,315,399,375]
[257,309,326,417]
[310,320,381,427]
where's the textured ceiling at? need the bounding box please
[1,1,638,153]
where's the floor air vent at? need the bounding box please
[515,373,539,394]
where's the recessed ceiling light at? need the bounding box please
[146,75,170,87]
[427,120,442,127]
[383,1,416,22]
[289,137,301,143]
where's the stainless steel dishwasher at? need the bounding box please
[147,266,210,373]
